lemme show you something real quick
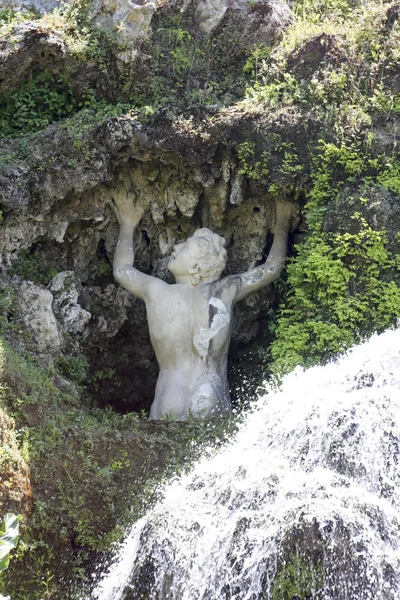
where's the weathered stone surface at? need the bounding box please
[371,118,400,156]
[1,0,293,47]
[0,116,142,243]
[14,281,62,357]
[0,0,61,12]
[0,22,113,102]
[49,271,92,335]
[286,33,346,82]
[96,0,157,42]
[0,23,66,96]
[197,0,294,46]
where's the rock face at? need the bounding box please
[196,0,294,41]
[49,271,91,335]
[0,22,112,103]
[0,0,312,414]
[95,0,157,42]
[0,24,67,95]
[1,1,399,415]
[1,0,293,43]
[14,281,62,359]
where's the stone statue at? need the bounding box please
[112,192,295,420]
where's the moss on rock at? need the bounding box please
[270,555,324,600]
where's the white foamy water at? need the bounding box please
[94,328,400,600]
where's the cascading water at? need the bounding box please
[94,328,400,600]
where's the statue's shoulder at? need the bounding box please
[211,274,241,297]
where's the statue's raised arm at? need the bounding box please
[112,188,160,301]
[232,202,296,304]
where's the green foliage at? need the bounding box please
[270,555,324,600]
[0,338,75,418]
[237,134,304,196]
[237,1,400,374]
[237,141,269,179]
[125,14,248,117]
[0,71,95,139]
[0,329,240,598]
[244,2,400,136]
[0,0,128,140]
[130,22,211,112]
[271,219,400,374]
[268,125,400,376]
[8,249,58,286]
[97,258,112,278]
[61,101,130,162]
[0,513,22,573]
[377,162,400,195]
[243,46,272,83]
[56,355,89,384]
[1,399,238,597]
[293,0,362,22]
[60,0,118,66]
[0,7,18,25]
[90,367,121,393]
[0,6,39,27]
[0,289,10,335]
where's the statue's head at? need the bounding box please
[168,228,227,285]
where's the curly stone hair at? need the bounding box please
[188,228,227,285]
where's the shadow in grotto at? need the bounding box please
[85,317,158,414]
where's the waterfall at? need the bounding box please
[94,328,400,600]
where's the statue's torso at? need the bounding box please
[145,278,238,419]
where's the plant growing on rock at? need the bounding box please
[239,1,400,373]
[0,513,22,574]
